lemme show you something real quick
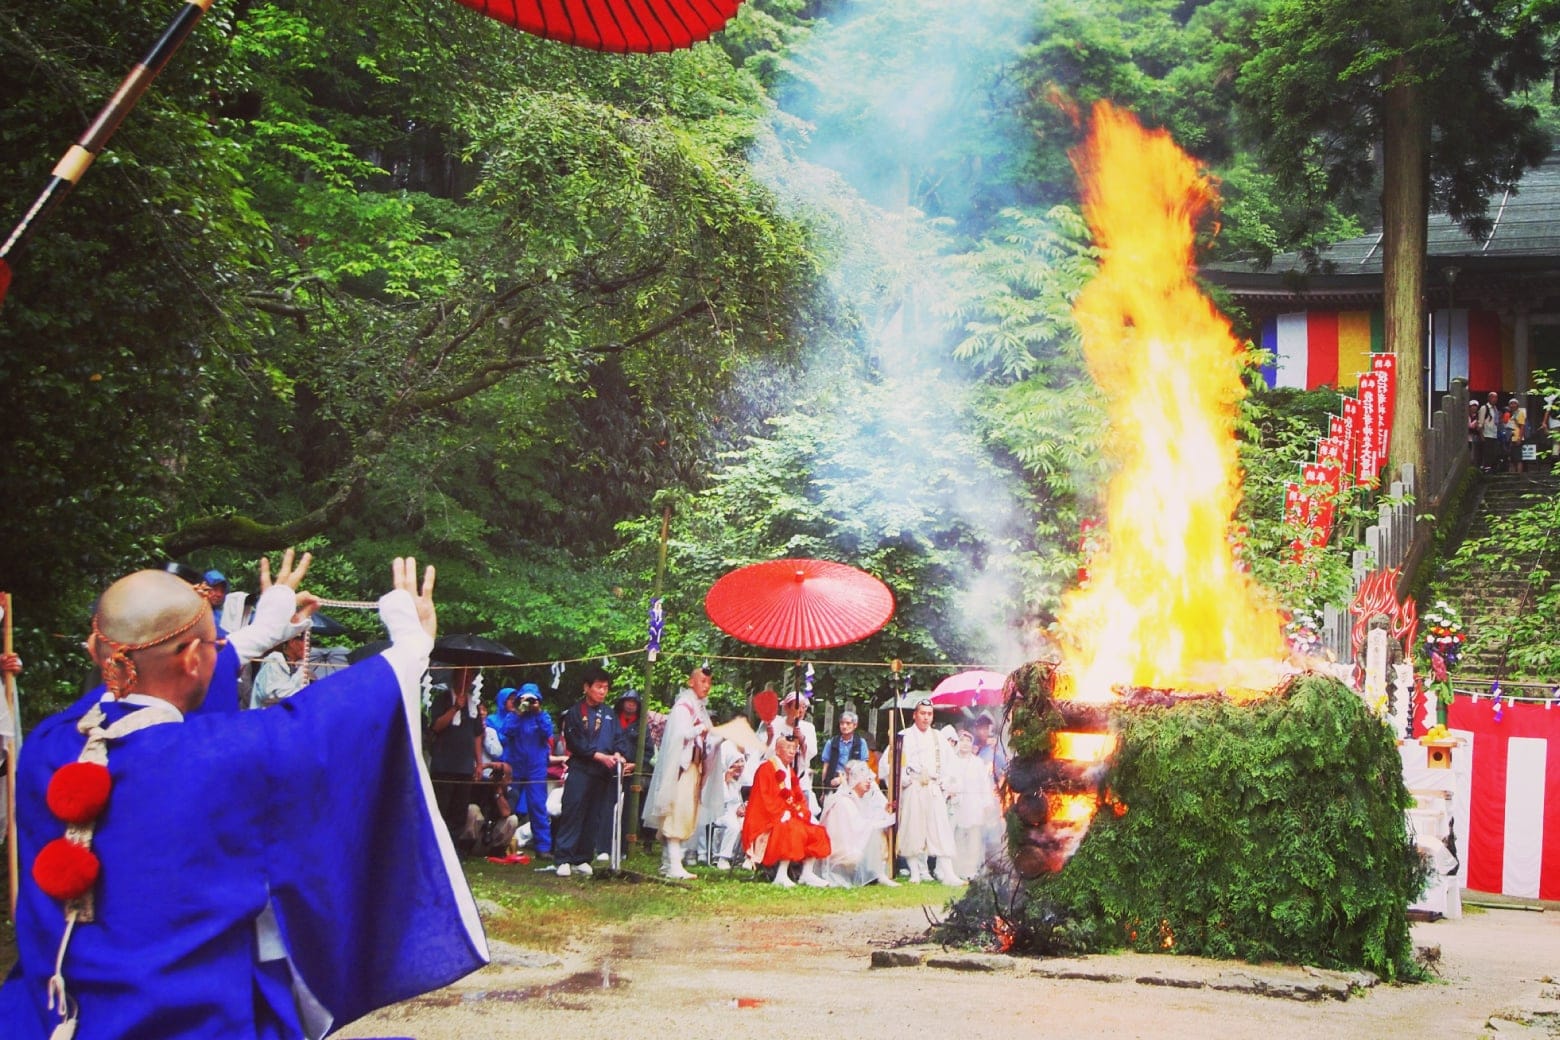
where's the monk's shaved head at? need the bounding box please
[95,570,208,646]
[90,570,215,704]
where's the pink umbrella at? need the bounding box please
[928,669,1008,708]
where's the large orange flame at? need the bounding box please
[1056,103,1285,703]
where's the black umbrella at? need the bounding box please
[310,612,347,637]
[347,638,391,664]
[159,561,204,586]
[432,633,520,668]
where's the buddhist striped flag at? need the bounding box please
[1261,308,1512,393]
[1428,309,1509,393]
[1262,310,1381,390]
[1448,695,1560,900]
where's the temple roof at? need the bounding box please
[1203,160,1560,309]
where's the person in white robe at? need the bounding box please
[641,665,723,879]
[819,761,898,887]
[698,741,748,869]
[945,729,1000,879]
[892,700,963,885]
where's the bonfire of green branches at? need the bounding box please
[942,674,1428,980]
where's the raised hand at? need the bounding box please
[392,556,437,639]
[259,547,313,592]
[292,591,322,626]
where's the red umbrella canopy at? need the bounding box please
[929,669,1008,709]
[453,0,744,52]
[705,559,895,651]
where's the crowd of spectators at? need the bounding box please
[214,580,1008,885]
[414,667,1007,887]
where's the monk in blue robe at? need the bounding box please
[0,556,488,1039]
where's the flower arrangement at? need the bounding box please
[1419,601,1466,706]
[1284,607,1325,658]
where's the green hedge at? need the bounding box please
[947,675,1427,979]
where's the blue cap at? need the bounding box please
[498,686,518,702]
[203,569,228,587]
[519,682,542,699]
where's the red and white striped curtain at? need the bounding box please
[1446,694,1560,900]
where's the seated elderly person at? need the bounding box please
[819,761,899,888]
[740,731,830,888]
[249,629,311,708]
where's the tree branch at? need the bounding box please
[163,466,368,555]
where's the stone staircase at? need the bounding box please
[1438,470,1560,676]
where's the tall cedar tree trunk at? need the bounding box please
[1381,67,1428,480]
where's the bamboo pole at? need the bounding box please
[627,503,672,845]
[5,592,19,917]
[887,660,902,868]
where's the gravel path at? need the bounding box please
[339,901,1560,1039]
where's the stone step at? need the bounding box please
[1421,470,1560,680]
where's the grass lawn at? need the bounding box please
[471,844,952,950]
[0,844,955,970]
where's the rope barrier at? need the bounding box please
[264,642,1014,676]
[1450,679,1560,704]
[430,776,556,789]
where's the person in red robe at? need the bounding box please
[740,731,830,887]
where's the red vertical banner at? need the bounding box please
[1341,408,1358,475]
[1306,312,1341,388]
[1340,396,1361,474]
[1357,373,1381,484]
[1301,462,1338,545]
[1370,353,1396,470]
[1284,482,1309,526]
[1316,438,1344,467]
[1285,481,1309,560]
[1467,310,1503,394]
[1328,415,1348,447]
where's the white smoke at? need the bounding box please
[741,0,1051,669]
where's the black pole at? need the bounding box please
[0,0,216,304]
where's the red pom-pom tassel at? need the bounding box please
[33,838,101,901]
[46,761,113,825]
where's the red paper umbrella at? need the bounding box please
[705,559,894,652]
[928,669,1008,709]
[455,0,744,51]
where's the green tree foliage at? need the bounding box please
[1234,0,1559,475]
[0,0,823,713]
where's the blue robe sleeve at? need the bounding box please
[255,657,488,1027]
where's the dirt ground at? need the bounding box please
[339,899,1560,1040]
